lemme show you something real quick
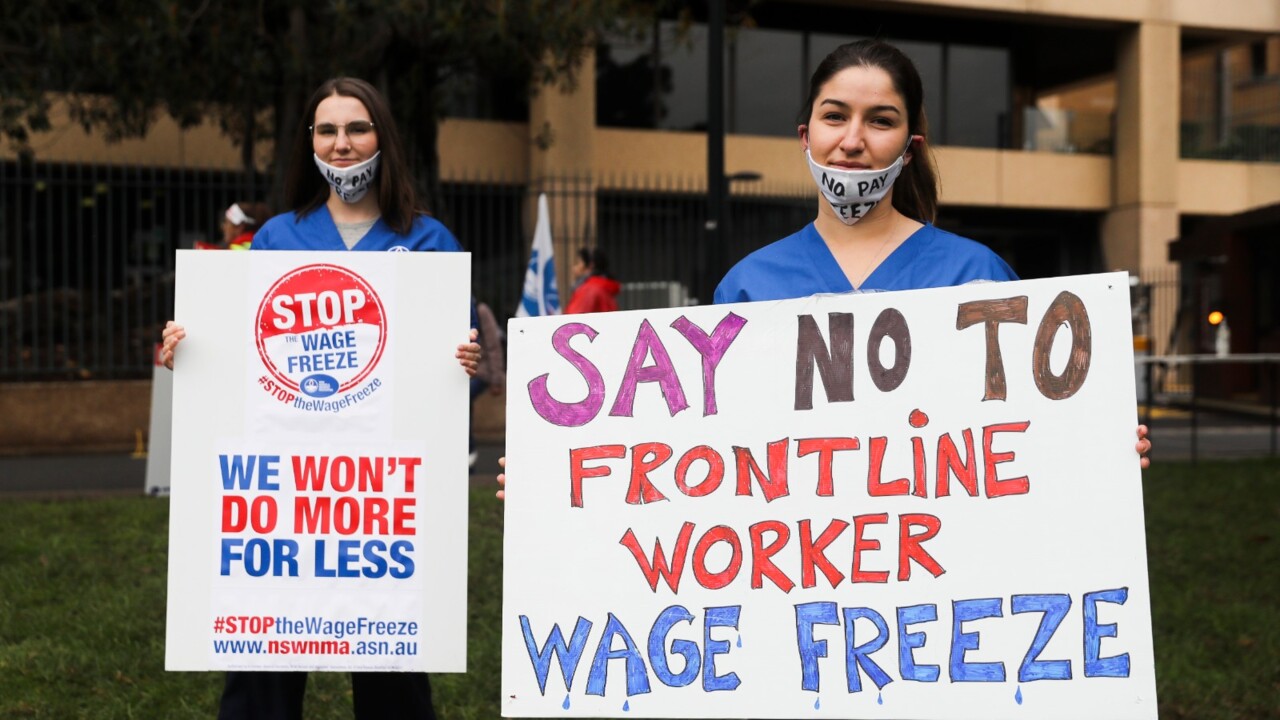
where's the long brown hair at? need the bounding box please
[801,40,939,223]
[283,77,421,234]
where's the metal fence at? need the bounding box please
[0,159,813,381]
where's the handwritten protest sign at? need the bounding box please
[501,272,1156,718]
[165,250,470,672]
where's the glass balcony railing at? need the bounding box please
[1021,107,1113,155]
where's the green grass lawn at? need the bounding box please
[1,460,1277,719]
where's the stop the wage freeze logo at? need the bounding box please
[255,263,387,413]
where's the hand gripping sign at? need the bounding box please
[501,272,1156,719]
[166,250,469,673]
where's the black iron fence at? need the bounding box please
[0,159,812,381]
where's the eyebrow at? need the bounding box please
[818,99,902,115]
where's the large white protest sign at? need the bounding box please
[502,272,1156,718]
[145,342,173,496]
[166,250,470,672]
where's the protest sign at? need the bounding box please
[145,342,173,496]
[165,250,470,672]
[501,272,1156,718]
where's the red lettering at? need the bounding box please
[619,523,694,593]
[983,421,1031,498]
[392,497,415,535]
[221,495,276,533]
[674,445,725,497]
[692,526,743,590]
[749,520,794,592]
[912,436,928,498]
[851,513,889,583]
[628,442,672,505]
[796,437,860,496]
[898,513,945,581]
[799,518,848,588]
[398,456,421,492]
[734,438,791,502]
[867,437,909,496]
[936,429,978,497]
[569,444,626,508]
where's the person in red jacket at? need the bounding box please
[222,201,269,250]
[564,248,620,314]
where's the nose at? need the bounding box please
[838,125,866,155]
[333,128,353,152]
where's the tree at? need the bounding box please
[0,0,658,211]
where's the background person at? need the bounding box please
[223,201,269,250]
[162,76,479,720]
[564,248,620,314]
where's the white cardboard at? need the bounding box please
[165,250,470,672]
[502,272,1156,718]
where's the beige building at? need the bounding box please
[5,0,1280,450]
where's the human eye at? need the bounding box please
[348,121,374,136]
[314,124,338,137]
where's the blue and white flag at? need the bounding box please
[516,193,560,317]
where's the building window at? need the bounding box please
[598,23,1012,148]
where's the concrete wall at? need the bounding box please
[1,381,151,454]
[0,380,507,454]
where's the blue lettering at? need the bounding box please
[702,605,741,691]
[647,606,700,687]
[519,615,593,695]
[1012,593,1073,681]
[390,540,415,579]
[843,606,892,692]
[219,454,280,490]
[795,601,838,691]
[949,598,1006,682]
[897,604,940,682]
[1083,588,1130,677]
[587,614,651,697]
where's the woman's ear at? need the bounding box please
[903,134,923,166]
[797,124,810,151]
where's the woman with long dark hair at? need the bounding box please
[162,77,477,720]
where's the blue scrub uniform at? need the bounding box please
[220,203,453,720]
[714,222,1017,304]
[251,205,461,253]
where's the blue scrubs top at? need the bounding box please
[251,205,462,253]
[714,222,1017,304]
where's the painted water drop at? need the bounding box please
[1015,686,1023,705]
[623,700,630,712]
[813,697,820,710]
[736,634,743,648]
[562,694,571,710]
[877,691,884,705]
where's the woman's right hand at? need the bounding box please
[161,321,186,370]
[496,456,506,501]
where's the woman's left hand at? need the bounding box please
[457,328,481,376]
[1136,424,1152,469]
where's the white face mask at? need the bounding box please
[805,140,911,225]
[314,151,380,204]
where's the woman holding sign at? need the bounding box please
[711,39,1149,460]
[163,77,476,720]
[714,39,1014,301]
[495,40,1148,499]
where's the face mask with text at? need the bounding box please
[805,138,913,225]
[314,152,381,204]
